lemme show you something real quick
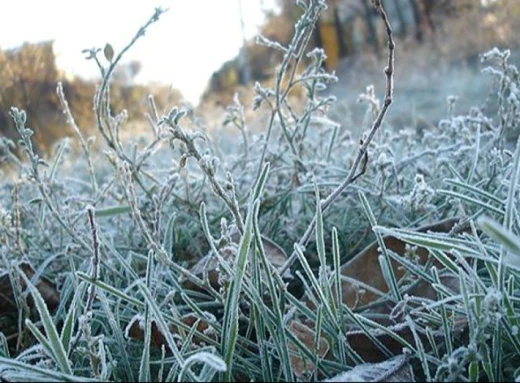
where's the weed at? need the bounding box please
[1,1,520,382]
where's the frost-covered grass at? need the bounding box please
[1,1,520,382]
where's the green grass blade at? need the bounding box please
[17,266,73,375]
[221,199,256,381]
[94,205,131,218]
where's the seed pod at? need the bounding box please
[104,43,114,63]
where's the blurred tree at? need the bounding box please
[237,0,251,86]
[333,2,349,58]
[392,0,408,38]
[0,41,61,154]
[314,0,350,70]
[275,0,300,24]
[411,0,483,40]
[113,60,142,85]
[203,1,294,101]
[408,0,433,42]
[0,41,182,160]
[359,0,380,56]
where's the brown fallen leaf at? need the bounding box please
[183,233,287,293]
[343,309,468,364]
[295,217,470,367]
[307,217,466,310]
[297,273,466,365]
[126,313,213,351]
[0,261,61,352]
[0,262,60,313]
[288,320,330,380]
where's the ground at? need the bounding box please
[325,48,520,139]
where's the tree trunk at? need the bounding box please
[237,0,250,85]
[392,0,407,38]
[333,5,349,58]
[419,0,436,35]
[408,0,423,41]
[409,0,434,42]
[360,0,380,56]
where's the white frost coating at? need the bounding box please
[323,353,413,382]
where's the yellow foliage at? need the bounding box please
[224,67,239,89]
[319,23,340,71]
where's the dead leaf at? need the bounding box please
[344,325,416,363]
[242,233,288,271]
[288,320,330,379]
[126,313,213,351]
[183,233,287,293]
[324,352,414,382]
[307,217,466,310]
[0,261,60,352]
[300,217,470,365]
[0,262,60,313]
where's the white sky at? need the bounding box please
[0,0,277,105]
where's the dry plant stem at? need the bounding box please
[279,0,395,276]
[94,8,164,151]
[122,163,171,263]
[160,119,245,233]
[56,83,98,196]
[9,109,93,253]
[68,206,100,357]
[12,182,24,255]
[496,52,509,148]
[37,184,92,251]
[233,106,249,161]
[256,1,324,181]
[93,8,164,200]
[135,137,162,172]
[85,207,100,317]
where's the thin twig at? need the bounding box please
[256,1,325,181]
[57,82,98,196]
[91,8,166,200]
[279,0,395,275]
[85,206,100,315]
[68,206,101,357]
[159,118,245,233]
[94,8,165,151]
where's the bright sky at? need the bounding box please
[0,0,277,105]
